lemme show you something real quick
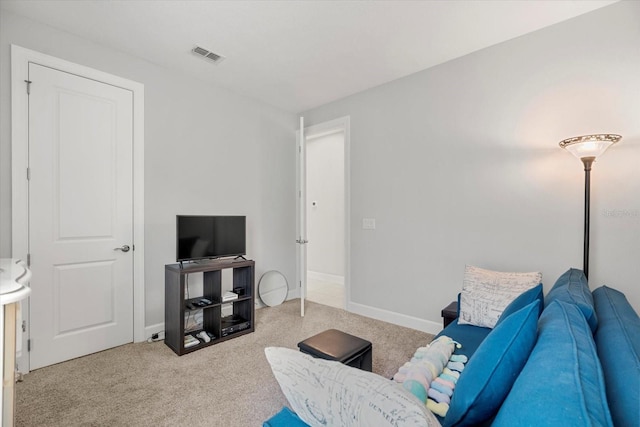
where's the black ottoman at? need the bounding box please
[297,329,372,371]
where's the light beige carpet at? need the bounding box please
[16,300,434,426]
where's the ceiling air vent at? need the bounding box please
[191,45,225,64]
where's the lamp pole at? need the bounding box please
[581,157,594,279]
[559,134,621,280]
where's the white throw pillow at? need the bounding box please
[458,265,542,329]
[265,347,441,427]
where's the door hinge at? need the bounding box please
[25,80,32,95]
[27,167,30,181]
[27,339,31,352]
[26,253,31,266]
[22,320,27,333]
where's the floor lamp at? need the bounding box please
[559,134,621,279]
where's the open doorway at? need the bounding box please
[305,123,346,309]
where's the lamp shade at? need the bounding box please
[559,134,621,160]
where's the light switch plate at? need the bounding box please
[362,218,376,230]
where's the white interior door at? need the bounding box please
[296,117,308,316]
[28,62,134,369]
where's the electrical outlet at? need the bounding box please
[362,218,376,230]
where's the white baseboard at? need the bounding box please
[347,302,443,335]
[291,286,442,335]
[287,287,300,300]
[307,271,345,285]
[148,291,442,343]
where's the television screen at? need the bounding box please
[176,215,246,262]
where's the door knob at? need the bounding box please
[114,245,131,252]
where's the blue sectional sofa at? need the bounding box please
[265,268,640,426]
[434,268,640,426]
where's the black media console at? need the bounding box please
[164,259,255,356]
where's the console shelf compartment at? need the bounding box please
[164,259,255,356]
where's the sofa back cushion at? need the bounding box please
[492,300,613,426]
[442,300,539,427]
[545,268,598,332]
[593,286,640,427]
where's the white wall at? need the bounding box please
[302,1,640,329]
[0,11,297,329]
[2,2,638,337]
[306,131,345,277]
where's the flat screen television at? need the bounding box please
[176,215,246,262]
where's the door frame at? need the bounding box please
[296,117,307,316]
[296,116,351,310]
[10,45,145,372]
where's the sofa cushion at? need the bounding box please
[264,347,441,427]
[263,407,310,427]
[442,300,539,427]
[492,300,613,427]
[458,265,542,329]
[545,268,597,332]
[593,286,640,427]
[494,283,543,327]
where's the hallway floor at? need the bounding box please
[306,277,344,309]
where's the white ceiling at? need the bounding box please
[1,0,617,113]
